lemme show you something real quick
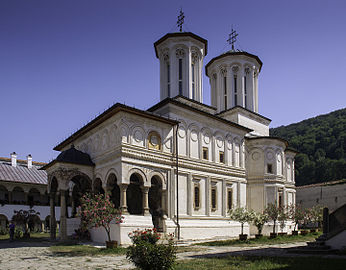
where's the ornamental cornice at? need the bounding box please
[121,144,246,178]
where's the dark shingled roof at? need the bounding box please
[0,161,47,185]
[55,145,94,166]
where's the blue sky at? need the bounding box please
[1,0,345,162]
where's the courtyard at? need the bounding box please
[0,234,346,270]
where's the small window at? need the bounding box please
[194,184,200,210]
[227,189,233,210]
[335,197,338,203]
[316,198,319,203]
[203,147,208,160]
[179,58,183,95]
[234,75,237,106]
[267,164,273,174]
[167,62,170,97]
[278,191,283,208]
[211,186,217,211]
[219,151,224,163]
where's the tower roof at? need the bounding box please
[154,32,208,58]
[205,50,263,76]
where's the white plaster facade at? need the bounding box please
[43,31,296,244]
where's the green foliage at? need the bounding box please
[251,212,269,235]
[126,229,177,270]
[288,204,305,231]
[270,108,346,185]
[229,207,253,235]
[14,228,23,239]
[0,227,8,235]
[11,209,40,236]
[264,203,280,234]
[79,193,123,242]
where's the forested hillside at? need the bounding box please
[270,108,346,186]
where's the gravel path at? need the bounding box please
[0,240,344,270]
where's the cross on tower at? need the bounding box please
[177,8,185,32]
[227,27,238,51]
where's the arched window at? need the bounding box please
[148,131,161,150]
[211,184,217,211]
[176,48,185,96]
[227,188,233,210]
[167,62,171,97]
[193,182,200,210]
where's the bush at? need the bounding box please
[14,228,23,239]
[0,227,8,235]
[126,229,176,270]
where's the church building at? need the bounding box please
[42,19,296,244]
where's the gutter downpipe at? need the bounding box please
[175,123,180,240]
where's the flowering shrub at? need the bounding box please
[252,211,269,235]
[228,207,253,235]
[126,229,176,270]
[80,193,124,242]
[128,228,161,245]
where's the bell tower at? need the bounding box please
[205,28,262,113]
[154,10,207,102]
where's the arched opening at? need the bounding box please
[70,175,92,217]
[127,173,143,215]
[28,214,42,233]
[107,174,120,208]
[0,185,9,205]
[28,188,41,207]
[12,186,25,204]
[93,178,104,195]
[149,176,163,231]
[0,214,9,230]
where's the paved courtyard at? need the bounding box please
[0,240,344,270]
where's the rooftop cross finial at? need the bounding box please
[177,8,185,32]
[227,26,238,51]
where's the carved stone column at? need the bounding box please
[59,190,67,241]
[49,192,56,240]
[141,187,150,216]
[120,184,128,214]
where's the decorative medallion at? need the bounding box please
[232,66,239,73]
[133,130,143,142]
[203,133,210,144]
[178,126,186,138]
[216,137,223,148]
[252,152,260,161]
[176,48,185,58]
[191,51,198,63]
[190,130,198,142]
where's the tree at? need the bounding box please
[251,211,269,236]
[309,205,324,228]
[278,206,288,233]
[229,207,253,236]
[80,193,123,243]
[264,203,280,235]
[288,204,305,232]
[12,209,40,237]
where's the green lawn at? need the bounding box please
[197,232,322,247]
[0,232,50,241]
[49,244,127,256]
[174,256,346,270]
